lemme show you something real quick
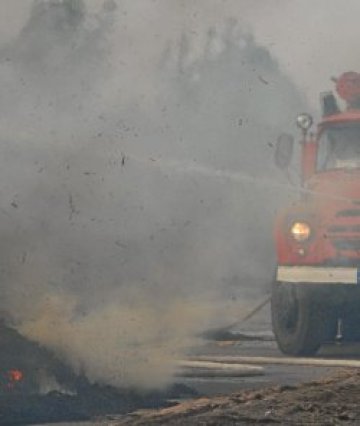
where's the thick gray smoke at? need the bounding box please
[0,1,305,388]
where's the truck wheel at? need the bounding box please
[343,302,360,341]
[271,282,328,356]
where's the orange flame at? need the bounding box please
[8,369,23,383]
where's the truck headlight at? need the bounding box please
[290,222,311,242]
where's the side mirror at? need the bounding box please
[274,133,294,170]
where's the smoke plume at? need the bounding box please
[0,0,305,388]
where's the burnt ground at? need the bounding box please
[3,303,360,425]
[0,324,196,425]
[113,369,360,425]
[0,384,195,426]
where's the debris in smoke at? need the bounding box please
[0,0,307,391]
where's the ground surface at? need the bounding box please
[113,368,360,425]
[46,303,360,425]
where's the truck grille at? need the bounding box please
[328,223,360,252]
[328,225,360,233]
[332,239,360,251]
[327,203,360,254]
[336,209,360,217]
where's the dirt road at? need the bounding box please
[177,303,352,397]
[51,304,360,425]
[115,368,360,425]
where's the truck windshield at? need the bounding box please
[317,125,360,170]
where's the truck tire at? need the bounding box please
[343,302,360,341]
[271,282,329,356]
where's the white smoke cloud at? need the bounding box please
[1,0,359,107]
[0,0,338,389]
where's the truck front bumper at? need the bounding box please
[277,266,360,285]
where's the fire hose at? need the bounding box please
[202,294,271,341]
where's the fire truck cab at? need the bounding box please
[272,72,360,355]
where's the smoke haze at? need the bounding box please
[0,0,313,388]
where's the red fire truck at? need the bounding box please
[272,72,360,355]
